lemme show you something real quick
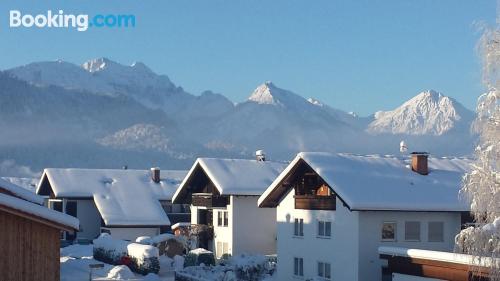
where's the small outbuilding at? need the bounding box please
[0,178,79,281]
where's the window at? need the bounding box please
[294,218,304,237]
[405,221,421,241]
[294,257,304,277]
[216,241,229,258]
[48,199,63,212]
[428,222,444,242]
[217,211,228,227]
[381,222,397,241]
[318,221,332,237]
[318,262,331,279]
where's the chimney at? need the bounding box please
[256,150,266,161]
[151,167,161,183]
[410,152,429,175]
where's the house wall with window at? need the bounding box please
[213,201,232,258]
[357,211,461,281]
[275,188,360,281]
[47,198,101,241]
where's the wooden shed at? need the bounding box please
[0,178,79,281]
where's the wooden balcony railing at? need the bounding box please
[294,194,336,210]
[192,193,229,208]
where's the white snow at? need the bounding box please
[60,244,173,281]
[367,90,474,135]
[0,177,43,204]
[127,243,159,259]
[259,152,471,211]
[189,248,213,255]
[0,193,79,229]
[171,222,191,229]
[60,244,94,258]
[1,177,38,194]
[379,246,498,268]
[150,233,176,244]
[106,265,135,280]
[38,168,187,226]
[173,158,286,202]
[136,236,153,245]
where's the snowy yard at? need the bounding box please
[60,244,174,281]
[60,244,276,281]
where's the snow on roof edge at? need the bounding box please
[0,177,44,205]
[0,193,79,229]
[258,152,469,211]
[172,159,201,203]
[379,246,498,268]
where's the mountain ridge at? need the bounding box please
[0,59,477,177]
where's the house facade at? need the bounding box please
[0,178,79,281]
[258,152,471,281]
[36,168,188,241]
[172,155,286,258]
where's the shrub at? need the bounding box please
[184,253,197,267]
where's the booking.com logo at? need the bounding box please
[9,10,136,32]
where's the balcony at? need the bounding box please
[192,193,229,208]
[294,194,336,210]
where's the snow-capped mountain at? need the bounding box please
[367,90,475,135]
[0,59,477,176]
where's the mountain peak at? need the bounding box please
[130,61,153,73]
[82,57,117,73]
[248,81,280,105]
[368,90,473,135]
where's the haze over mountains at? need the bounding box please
[0,58,476,177]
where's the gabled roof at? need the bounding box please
[37,168,188,226]
[172,158,287,203]
[258,152,471,212]
[0,179,79,231]
[0,177,44,205]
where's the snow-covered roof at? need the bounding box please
[258,152,470,212]
[0,177,44,205]
[379,246,497,268]
[0,193,79,230]
[37,168,188,226]
[172,158,287,203]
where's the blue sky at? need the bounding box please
[0,0,496,115]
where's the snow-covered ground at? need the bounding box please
[60,244,174,281]
[60,244,276,281]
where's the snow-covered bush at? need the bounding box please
[136,236,152,245]
[187,248,215,266]
[127,243,160,275]
[106,265,135,280]
[230,254,270,281]
[177,254,275,281]
[93,234,160,275]
[93,233,129,264]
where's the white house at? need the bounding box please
[172,154,286,258]
[258,152,471,281]
[36,167,188,241]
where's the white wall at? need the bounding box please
[74,199,101,240]
[102,227,160,241]
[274,189,360,281]
[231,196,276,256]
[213,203,232,258]
[357,211,461,281]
